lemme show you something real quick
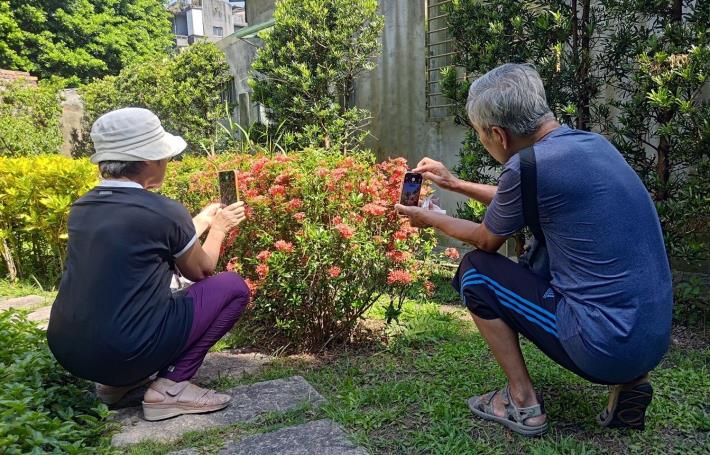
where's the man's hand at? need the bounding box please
[212,202,246,234]
[394,204,431,228]
[413,158,459,191]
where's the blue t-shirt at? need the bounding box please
[484,125,673,383]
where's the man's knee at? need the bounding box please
[463,292,499,320]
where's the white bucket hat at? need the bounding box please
[89,108,187,164]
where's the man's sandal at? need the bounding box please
[597,382,653,430]
[467,385,548,437]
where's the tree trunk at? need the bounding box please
[1,238,17,281]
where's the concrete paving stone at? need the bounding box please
[112,376,325,447]
[27,306,52,322]
[0,295,46,311]
[217,419,368,455]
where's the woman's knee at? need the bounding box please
[218,272,250,303]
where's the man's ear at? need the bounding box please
[490,126,509,151]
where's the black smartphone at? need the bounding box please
[219,170,238,206]
[400,172,423,206]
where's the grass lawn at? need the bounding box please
[2,277,706,454]
[125,300,709,455]
[0,279,57,299]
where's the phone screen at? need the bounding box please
[219,170,238,206]
[400,172,423,206]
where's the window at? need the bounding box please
[425,0,458,120]
[213,26,224,37]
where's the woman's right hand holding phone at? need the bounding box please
[212,202,246,234]
[413,157,459,191]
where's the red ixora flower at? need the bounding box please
[274,240,294,253]
[334,223,355,239]
[386,250,410,264]
[287,198,303,211]
[293,212,306,223]
[256,250,271,262]
[424,280,436,296]
[268,185,287,197]
[445,247,460,261]
[256,263,269,278]
[243,278,258,296]
[387,269,413,286]
[328,266,342,278]
[226,257,239,272]
[393,230,408,241]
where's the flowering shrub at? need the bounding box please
[163,149,440,349]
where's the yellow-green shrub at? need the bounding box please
[0,155,97,285]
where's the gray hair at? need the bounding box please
[98,161,146,179]
[466,63,554,136]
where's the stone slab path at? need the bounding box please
[0,295,47,312]
[0,295,52,329]
[169,419,367,455]
[112,375,325,447]
[216,419,367,455]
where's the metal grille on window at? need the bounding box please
[425,0,457,120]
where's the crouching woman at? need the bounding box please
[48,108,249,421]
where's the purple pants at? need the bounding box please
[159,272,249,382]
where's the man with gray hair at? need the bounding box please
[396,64,672,436]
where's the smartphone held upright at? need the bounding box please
[218,170,240,206]
[400,172,423,207]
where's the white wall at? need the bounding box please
[186,8,204,37]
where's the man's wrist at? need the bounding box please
[447,177,463,192]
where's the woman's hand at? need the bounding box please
[413,157,459,191]
[212,202,246,234]
[193,203,221,236]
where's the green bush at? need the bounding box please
[0,80,63,157]
[0,155,97,285]
[250,0,384,152]
[79,42,234,155]
[0,310,111,453]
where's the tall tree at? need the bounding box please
[249,0,384,152]
[79,42,234,155]
[0,0,173,84]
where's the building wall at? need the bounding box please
[202,0,234,41]
[245,0,275,25]
[353,0,468,219]
[217,35,261,126]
